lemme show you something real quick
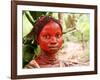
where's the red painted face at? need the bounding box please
[37,21,63,54]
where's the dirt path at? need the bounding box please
[57,41,89,66]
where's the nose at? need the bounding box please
[50,37,57,44]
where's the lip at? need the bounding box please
[48,46,58,51]
[49,47,58,49]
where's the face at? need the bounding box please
[37,21,63,54]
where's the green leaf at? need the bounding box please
[23,45,35,67]
[23,13,33,37]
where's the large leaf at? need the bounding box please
[23,44,35,67]
[23,12,33,37]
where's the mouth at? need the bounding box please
[48,46,59,51]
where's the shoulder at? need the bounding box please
[25,60,40,68]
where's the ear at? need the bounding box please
[62,39,64,43]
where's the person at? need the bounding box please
[25,16,78,68]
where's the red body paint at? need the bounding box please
[37,21,63,54]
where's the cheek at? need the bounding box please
[57,37,63,48]
[38,37,63,51]
[38,37,50,50]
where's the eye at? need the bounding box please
[56,33,62,38]
[43,34,50,39]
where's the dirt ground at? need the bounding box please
[57,41,89,66]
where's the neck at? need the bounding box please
[35,50,57,65]
[41,50,56,60]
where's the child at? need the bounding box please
[25,16,78,68]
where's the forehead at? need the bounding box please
[42,21,61,31]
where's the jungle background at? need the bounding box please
[22,11,90,68]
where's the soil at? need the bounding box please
[57,41,89,66]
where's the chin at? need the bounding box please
[48,49,59,54]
